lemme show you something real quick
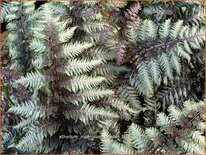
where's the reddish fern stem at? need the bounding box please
[130,33,204,64]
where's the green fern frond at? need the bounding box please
[29,39,46,54]
[63,103,119,124]
[48,2,70,15]
[3,1,205,154]
[138,20,157,42]
[130,74,145,96]
[1,2,11,22]
[159,19,171,39]
[128,123,153,152]
[93,64,129,76]
[15,71,46,89]
[63,58,102,76]
[62,75,105,92]
[148,58,161,85]
[136,62,153,97]
[159,52,173,80]
[106,98,138,114]
[60,42,93,58]
[70,89,114,104]
[181,141,204,154]
[145,127,165,147]
[59,26,77,42]
[175,44,191,62]
[13,118,34,129]
[85,47,116,61]
[156,113,172,127]
[191,131,205,147]
[170,20,183,38]
[118,85,141,108]
[101,129,136,154]
[96,98,138,120]
[8,100,57,119]
[101,100,205,154]
[169,49,181,74]
[17,121,61,153]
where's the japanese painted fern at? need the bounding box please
[1,1,205,154]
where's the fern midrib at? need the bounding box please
[66,59,100,68]
[16,74,44,83]
[131,33,204,64]
[18,120,61,146]
[181,107,204,130]
[72,89,112,97]
[15,104,57,111]
[69,107,119,119]
[18,2,33,74]
[84,22,113,28]
[45,13,64,124]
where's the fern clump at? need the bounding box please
[7,3,117,153]
[101,100,205,154]
[128,19,204,97]
[1,1,205,154]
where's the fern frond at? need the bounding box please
[148,58,161,85]
[62,75,105,92]
[63,103,119,124]
[63,58,102,76]
[128,123,154,153]
[136,62,153,97]
[60,42,93,58]
[175,44,191,62]
[170,20,183,38]
[143,3,173,21]
[191,131,205,147]
[93,64,128,76]
[138,20,157,42]
[85,47,116,61]
[159,52,173,80]
[101,129,136,154]
[101,100,205,154]
[17,121,61,153]
[181,141,204,154]
[159,19,171,40]
[169,49,181,74]
[96,98,138,120]
[8,100,57,119]
[70,89,114,104]
[29,39,46,54]
[1,2,11,22]
[13,118,34,129]
[130,74,144,96]
[15,71,46,89]
[59,26,77,42]
[156,113,172,128]
[145,127,165,146]
[116,39,127,65]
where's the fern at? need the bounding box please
[128,19,204,97]
[4,2,37,74]
[8,100,57,119]
[2,1,205,154]
[15,71,46,89]
[101,100,205,154]
[7,2,126,153]
[142,1,204,26]
[60,42,93,58]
